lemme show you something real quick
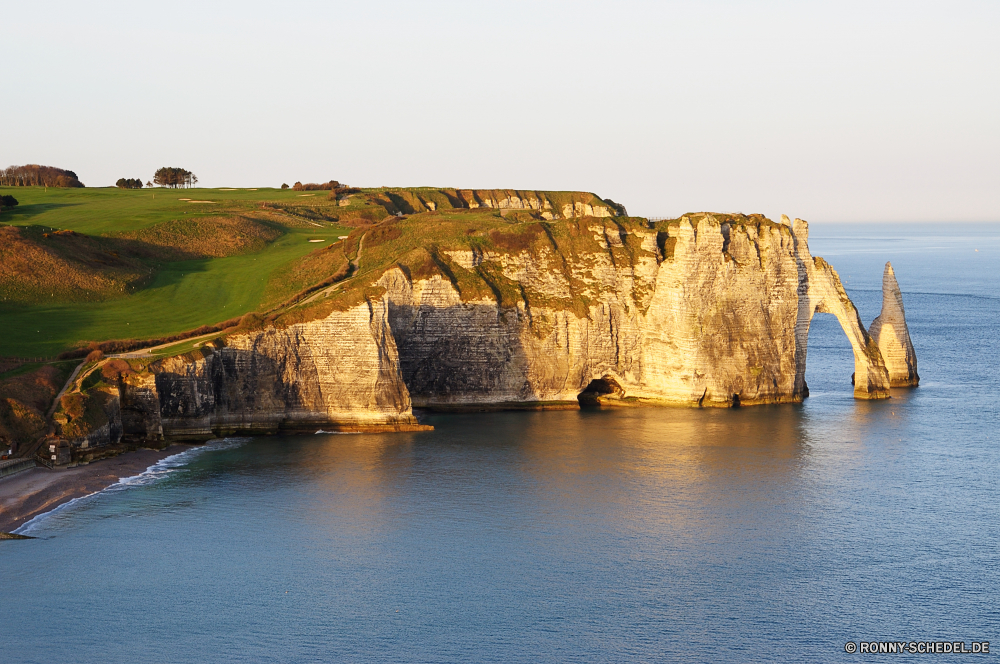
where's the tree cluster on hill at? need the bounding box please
[115,178,144,189]
[0,195,18,211]
[326,186,360,200]
[0,165,84,187]
[153,167,198,188]
[292,180,341,191]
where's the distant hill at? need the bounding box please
[0,165,84,188]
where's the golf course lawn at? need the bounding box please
[0,185,332,234]
[1,187,350,357]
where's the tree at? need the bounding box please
[115,178,144,189]
[281,183,289,189]
[153,167,196,188]
[146,181,153,188]
[0,164,84,187]
[153,166,197,188]
[0,194,18,210]
[292,180,341,191]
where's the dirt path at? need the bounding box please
[112,330,221,359]
[301,226,375,305]
[46,360,84,418]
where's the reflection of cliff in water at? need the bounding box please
[515,408,809,536]
[263,408,811,543]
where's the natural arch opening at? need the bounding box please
[804,312,857,397]
[577,376,624,407]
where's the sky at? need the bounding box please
[4,0,998,221]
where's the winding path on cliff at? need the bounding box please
[299,221,381,306]
[47,361,85,419]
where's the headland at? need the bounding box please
[0,184,917,480]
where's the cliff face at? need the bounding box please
[382,214,889,408]
[117,299,424,440]
[54,212,908,448]
[868,262,919,386]
[363,189,622,220]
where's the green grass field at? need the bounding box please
[0,186,350,357]
[0,185,621,358]
[0,186,337,234]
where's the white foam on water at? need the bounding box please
[14,438,248,535]
[13,491,103,535]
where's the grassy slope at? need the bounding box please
[0,186,627,357]
[0,187,350,356]
[0,186,337,235]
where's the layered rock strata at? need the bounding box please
[54,213,907,449]
[119,299,425,440]
[868,262,919,386]
[369,189,622,219]
[383,214,890,408]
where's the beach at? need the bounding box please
[0,445,193,533]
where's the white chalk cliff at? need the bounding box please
[60,212,911,446]
[868,262,919,386]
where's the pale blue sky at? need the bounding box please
[5,0,998,221]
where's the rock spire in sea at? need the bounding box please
[868,262,919,386]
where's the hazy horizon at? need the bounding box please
[5,0,998,222]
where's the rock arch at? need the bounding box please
[789,217,890,399]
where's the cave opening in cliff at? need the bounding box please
[578,376,624,407]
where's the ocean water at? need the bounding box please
[3,223,998,663]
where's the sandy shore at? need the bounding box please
[0,445,193,533]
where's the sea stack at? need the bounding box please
[868,262,919,386]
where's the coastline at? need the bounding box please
[0,445,194,534]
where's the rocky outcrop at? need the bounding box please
[366,189,621,220]
[868,262,919,386]
[788,217,891,400]
[51,300,427,453]
[382,214,890,408]
[116,299,426,441]
[52,212,908,449]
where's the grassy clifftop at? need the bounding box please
[0,187,354,357]
[0,185,624,358]
[0,184,775,455]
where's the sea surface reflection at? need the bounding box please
[3,223,998,662]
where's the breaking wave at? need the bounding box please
[14,438,248,535]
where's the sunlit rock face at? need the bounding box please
[868,262,919,387]
[108,213,906,444]
[382,214,893,408]
[117,300,426,442]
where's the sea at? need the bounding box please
[3,223,998,663]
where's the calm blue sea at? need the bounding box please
[3,223,998,663]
